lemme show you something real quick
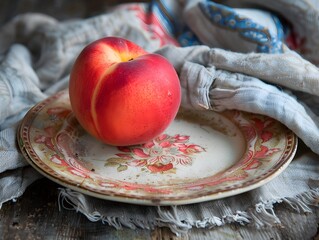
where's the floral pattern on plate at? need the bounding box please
[105,134,205,174]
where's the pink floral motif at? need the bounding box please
[34,126,56,151]
[105,134,205,173]
[241,117,275,143]
[232,116,282,172]
[50,154,67,165]
[47,107,71,119]
[35,106,93,179]
[51,153,90,177]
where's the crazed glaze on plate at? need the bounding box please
[18,89,297,205]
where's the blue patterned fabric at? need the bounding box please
[198,1,284,53]
[178,26,202,47]
[150,0,201,46]
[149,0,178,37]
[151,0,285,52]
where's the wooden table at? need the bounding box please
[0,177,318,240]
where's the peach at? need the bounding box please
[69,37,181,146]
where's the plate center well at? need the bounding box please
[73,109,246,185]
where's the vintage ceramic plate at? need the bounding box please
[18,89,297,206]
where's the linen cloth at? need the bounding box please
[0,0,318,237]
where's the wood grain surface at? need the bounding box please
[0,177,318,240]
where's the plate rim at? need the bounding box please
[17,90,298,206]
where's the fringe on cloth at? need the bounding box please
[57,187,319,236]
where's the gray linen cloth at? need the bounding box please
[0,2,318,237]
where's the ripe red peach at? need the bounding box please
[69,37,181,146]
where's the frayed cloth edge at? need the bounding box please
[57,187,319,236]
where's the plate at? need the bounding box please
[18,89,297,205]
